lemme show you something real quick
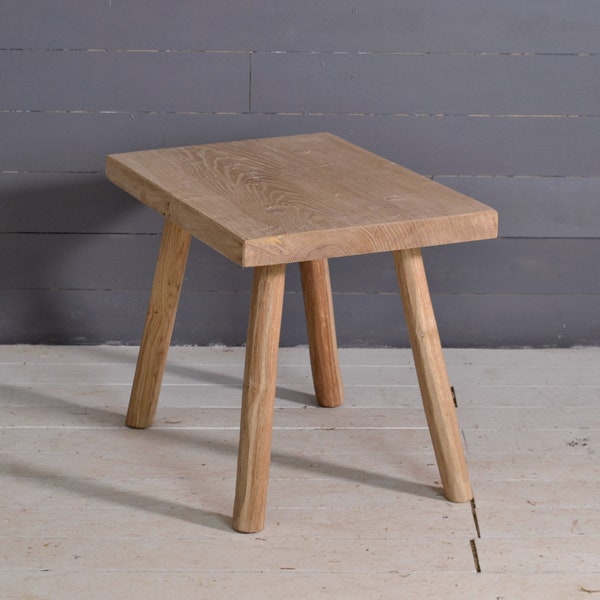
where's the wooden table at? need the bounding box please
[106,132,498,533]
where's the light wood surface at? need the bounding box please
[233,264,286,533]
[394,248,472,503]
[299,259,344,408]
[126,219,191,428]
[3,345,600,598]
[106,132,497,531]
[106,133,498,267]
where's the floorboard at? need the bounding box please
[1,346,599,598]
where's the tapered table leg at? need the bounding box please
[300,259,344,408]
[126,219,191,429]
[393,248,472,503]
[233,264,286,533]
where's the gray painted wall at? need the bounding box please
[1,1,599,347]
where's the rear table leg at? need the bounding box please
[300,259,344,408]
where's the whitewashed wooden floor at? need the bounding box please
[1,345,599,599]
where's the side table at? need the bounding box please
[106,132,498,532]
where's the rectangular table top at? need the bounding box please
[106,132,497,267]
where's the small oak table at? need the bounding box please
[106,132,498,533]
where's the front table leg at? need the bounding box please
[393,248,472,503]
[233,264,286,533]
[126,219,191,429]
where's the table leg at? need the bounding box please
[233,263,286,532]
[393,248,472,503]
[126,219,191,429]
[300,259,344,408]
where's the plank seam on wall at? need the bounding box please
[3,110,597,115]
[3,48,600,56]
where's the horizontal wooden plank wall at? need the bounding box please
[1,1,598,346]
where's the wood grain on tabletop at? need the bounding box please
[106,133,498,266]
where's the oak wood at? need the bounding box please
[393,248,472,503]
[126,219,191,429]
[300,259,344,408]
[233,264,286,533]
[105,132,497,530]
[106,133,498,267]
